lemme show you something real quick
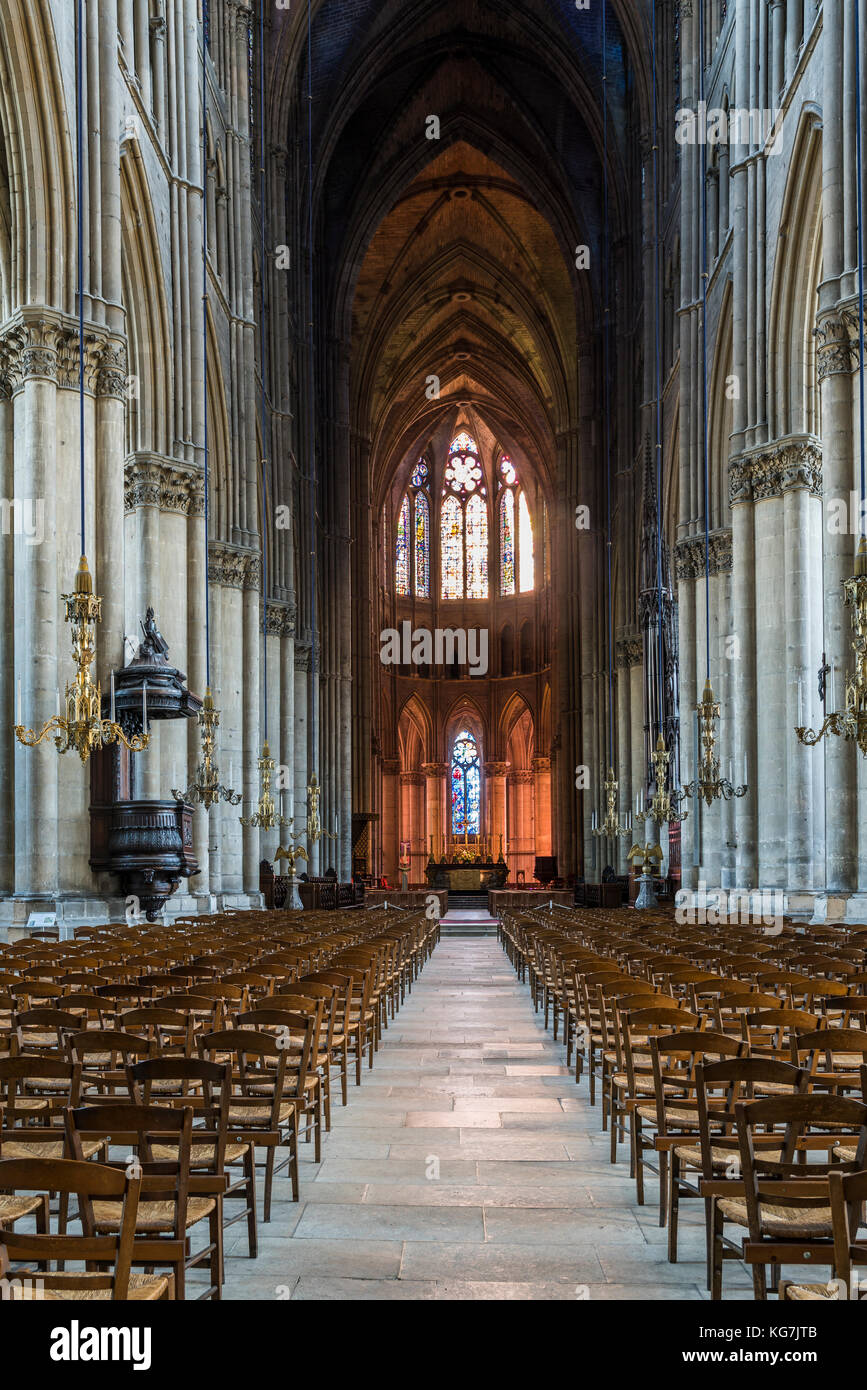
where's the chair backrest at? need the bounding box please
[66,1101,194,1233]
[0,1157,143,1298]
[127,1057,231,1173]
[734,1094,867,1240]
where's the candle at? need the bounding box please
[797,676,803,728]
[142,680,148,728]
[743,752,748,786]
[16,678,21,727]
[110,669,116,725]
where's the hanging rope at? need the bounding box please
[602,0,614,768]
[76,0,85,556]
[698,0,712,679]
[202,0,211,688]
[259,1,270,741]
[856,0,866,528]
[307,0,317,694]
[651,0,665,737]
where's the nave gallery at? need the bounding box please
[1,0,867,1350]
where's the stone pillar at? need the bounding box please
[532,756,552,858]
[484,761,509,865]
[509,769,536,881]
[293,645,309,872]
[14,344,59,903]
[242,555,260,895]
[422,762,449,862]
[816,312,857,894]
[381,758,401,883]
[783,462,821,894]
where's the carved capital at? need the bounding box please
[729,439,822,505]
[263,600,296,638]
[674,527,733,579]
[616,636,643,668]
[207,543,249,589]
[124,457,204,515]
[508,769,535,785]
[816,310,857,379]
[531,756,551,774]
[483,761,510,779]
[399,771,425,787]
[421,761,450,779]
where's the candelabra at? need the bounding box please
[591,767,630,839]
[677,678,748,805]
[306,772,338,847]
[15,557,150,765]
[172,687,241,809]
[635,734,688,825]
[797,538,867,756]
[239,741,291,829]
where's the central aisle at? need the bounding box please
[223,937,751,1300]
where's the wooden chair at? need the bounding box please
[128,1056,257,1262]
[716,1094,867,1299]
[65,1101,223,1301]
[0,1157,174,1300]
[198,1026,308,1215]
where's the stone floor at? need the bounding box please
[220,934,758,1301]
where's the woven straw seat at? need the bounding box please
[227,1100,298,1125]
[717,1197,833,1239]
[637,1104,698,1125]
[784,1282,840,1301]
[833,1144,856,1162]
[0,1192,43,1221]
[674,1143,782,1170]
[8,1097,49,1113]
[6,1272,172,1301]
[1,1138,103,1161]
[612,1073,677,1095]
[91,1196,216,1231]
[151,1141,249,1164]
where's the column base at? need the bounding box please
[810,893,852,926]
[634,875,659,910]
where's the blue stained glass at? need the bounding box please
[395,495,410,596]
[451,731,481,836]
[411,460,428,488]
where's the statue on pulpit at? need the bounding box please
[136,607,171,664]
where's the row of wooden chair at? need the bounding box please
[499,905,867,1300]
[0,905,440,1299]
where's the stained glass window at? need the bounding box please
[466,494,488,598]
[396,460,431,598]
[451,730,481,837]
[497,453,534,595]
[414,492,430,598]
[519,490,534,592]
[500,490,515,596]
[441,495,463,599]
[451,431,478,457]
[440,432,488,597]
[395,495,410,596]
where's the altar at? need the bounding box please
[425,859,508,892]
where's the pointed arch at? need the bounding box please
[120,141,172,459]
[768,108,823,441]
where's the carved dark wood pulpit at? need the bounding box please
[89,609,202,920]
